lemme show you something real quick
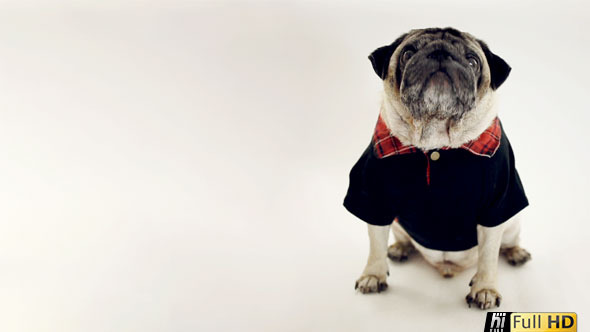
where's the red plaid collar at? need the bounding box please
[373,116,501,158]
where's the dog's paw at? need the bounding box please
[436,262,460,278]
[501,246,531,266]
[466,287,502,310]
[387,242,415,262]
[355,274,388,294]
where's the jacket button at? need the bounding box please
[430,151,440,161]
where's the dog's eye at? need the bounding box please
[467,56,480,72]
[401,50,414,65]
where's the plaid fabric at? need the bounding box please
[373,116,501,159]
[373,116,419,158]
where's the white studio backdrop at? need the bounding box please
[0,0,588,331]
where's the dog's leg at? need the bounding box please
[500,216,531,266]
[355,224,390,294]
[388,220,415,262]
[466,224,504,309]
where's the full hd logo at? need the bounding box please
[486,312,509,332]
[483,312,577,332]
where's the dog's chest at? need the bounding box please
[373,149,491,249]
[374,148,488,206]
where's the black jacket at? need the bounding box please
[343,118,528,251]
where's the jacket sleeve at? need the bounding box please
[343,145,397,226]
[478,139,529,228]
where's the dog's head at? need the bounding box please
[370,27,510,123]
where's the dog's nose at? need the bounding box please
[427,49,453,61]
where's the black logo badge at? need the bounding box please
[484,312,511,332]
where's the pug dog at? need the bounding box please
[343,27,531,310]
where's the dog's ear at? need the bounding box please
[477,40,511,90]
[368,34,407,80]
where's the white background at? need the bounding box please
[0,0,589,331]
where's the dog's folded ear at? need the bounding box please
[369,34,407,80]
[478,40,511,90]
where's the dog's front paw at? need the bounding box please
[355,274,388,294]
[466,287,501,310]
[501,246,531,266]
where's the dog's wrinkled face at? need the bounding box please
[369,27,511,122]
[399,29,480,121]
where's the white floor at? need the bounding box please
[1,1,589,331]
